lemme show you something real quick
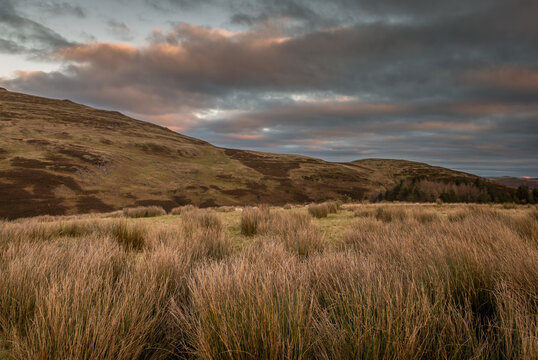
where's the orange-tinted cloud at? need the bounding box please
[466,66,538,92]
[226,133,266,140]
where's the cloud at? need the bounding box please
[107,20,134,41]
[465,67,538,93]
[0,38,26,53]
[146,0,208,11]
[0,0,73,56]
[35,2,86,18]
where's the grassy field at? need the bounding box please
[0,203,537,359]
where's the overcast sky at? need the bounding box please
[1,0,537,177]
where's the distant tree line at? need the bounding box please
[375,177,538,204]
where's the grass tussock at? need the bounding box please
[122,205,166,218]
[0,204,537,359]
[326,200,341,214]
[241,207,324,256]
[170,204,196,215]
[180,209,231,260]
[215,206,236,213]
[181,209,222,234]
[108,219,147,251]
[354,207,376,218]
[308,203,329,218]
[375,206,407,222]
[240,206,271,236]
[261,210,325,257]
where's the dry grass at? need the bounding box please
[109,219,147,251]
[122,206,166,218]
[170,204,196,215]
[308,203,329,218]
[262,210,325,257]
[240,206,271,236]
[179,209,231,261]
[1,203,537,359]
[326,200,341,214]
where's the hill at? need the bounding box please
[489,177,538,190]
[0,88,514,219]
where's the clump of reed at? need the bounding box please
[374,206,406,222]
[326,200,341,214]
[170,204,196,215]
[180,209,230,260]
[240,206,271,236]
[171,242,314,359]
[181,209,222,234]
[265,210,324,257]
[215,206,235,213]
[108,219,147,251]
[122,206,166,218]
[240,207,324,256]
[354,207,376,218]
[308,203,329,218]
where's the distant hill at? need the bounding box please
[489,177,538,190]
[0,88,515,219]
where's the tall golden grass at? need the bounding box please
[122,206,166,218]
[170,204,196,215]
[308,203,329,218]
[0,204,536,359]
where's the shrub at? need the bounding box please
[308,203,329,218]
[122,206,166,218]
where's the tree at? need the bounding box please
[477,192,491,203]
[529,190,535,204]
[516,185,530,203]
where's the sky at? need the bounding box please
[0,0,537,177]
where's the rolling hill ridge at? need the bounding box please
[0,88,513,219]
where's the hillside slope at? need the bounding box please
[0,88,509,219]
[489,177,538,190]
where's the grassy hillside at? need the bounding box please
[0,88,511,219]
[1,203,537,358]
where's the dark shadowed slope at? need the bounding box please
[489,177,538,190]
[0,89,512,219]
